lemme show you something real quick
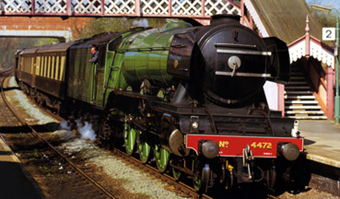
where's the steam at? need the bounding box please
[133,19,148,27]
[78,121,96,141]
[59,119,96,141]
[60,120,71,131]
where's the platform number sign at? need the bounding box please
[322,27,336,41]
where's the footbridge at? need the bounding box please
[0,0,240,20]
[0,0,243,41]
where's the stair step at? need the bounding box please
[285,100,319,104]
[286,91,314,95]
[284,70,327,120]
[290,76,305,80]
[288,81,308,85]
[286,110,324,114]
[285,105,321,109]
[286,95,315,100]
[285,86,311,89]
[286,116,327,120]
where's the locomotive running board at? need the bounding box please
[185,134,304,158]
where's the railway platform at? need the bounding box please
[0,137,44,199]
[299,120,340,168]
[298,120,340,196]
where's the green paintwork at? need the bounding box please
[192,160,203,191]
[172,166,182,181]
[171,156,182,180]
[138,131,151,164]
[154,144,169,173]
[124,115,136,156]
[102,23,193,106]
[121,30,173,87]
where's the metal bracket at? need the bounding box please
[242,144,254,179]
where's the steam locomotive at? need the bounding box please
[15,15,304,193]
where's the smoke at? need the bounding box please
[133,19,148,27]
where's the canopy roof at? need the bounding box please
[244,0,332,46]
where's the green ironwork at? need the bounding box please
[154,144,169,173]
[124,115,136,156]
[192,159,203,191]
[193,175,203,191]
[172,167,181,181]
[171,157,182,181]
[137,132,151,163]
[335,9,340,124]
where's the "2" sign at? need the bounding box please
[322,27,336,41]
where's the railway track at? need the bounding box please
[0,69,117,199]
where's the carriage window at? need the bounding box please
[31,57,34,74]
[44,56,48,77]
[40,57,43,76]
[41,56,45,76]
[51,56,55,79]
[47,56,51,78]
[60,56,66,81]
[55,56,60,80]
[36,56,41,75]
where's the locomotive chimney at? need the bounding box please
[210,14,241,25]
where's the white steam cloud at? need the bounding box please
[59,119,96,141]
[78,122,96,141]
[60,120,71,131]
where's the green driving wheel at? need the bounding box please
[138,132,151,163]
[192,160,205,192]
[171,157,182,181]
[154,144,169,173]
[172,161,182,181]
[124,115,136,156]
[193,173,203,191]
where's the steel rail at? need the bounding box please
[0,69,19,152]
[0,71,117,199]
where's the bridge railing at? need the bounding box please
[0,0,240,18]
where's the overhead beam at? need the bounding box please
[0,30,72,42]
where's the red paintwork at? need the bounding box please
[186,134,304,158]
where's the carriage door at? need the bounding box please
[17,52,23,80]
[32,51,38,87]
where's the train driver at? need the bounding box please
[89,45,99,63]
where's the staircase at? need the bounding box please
[284,65,327,120]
